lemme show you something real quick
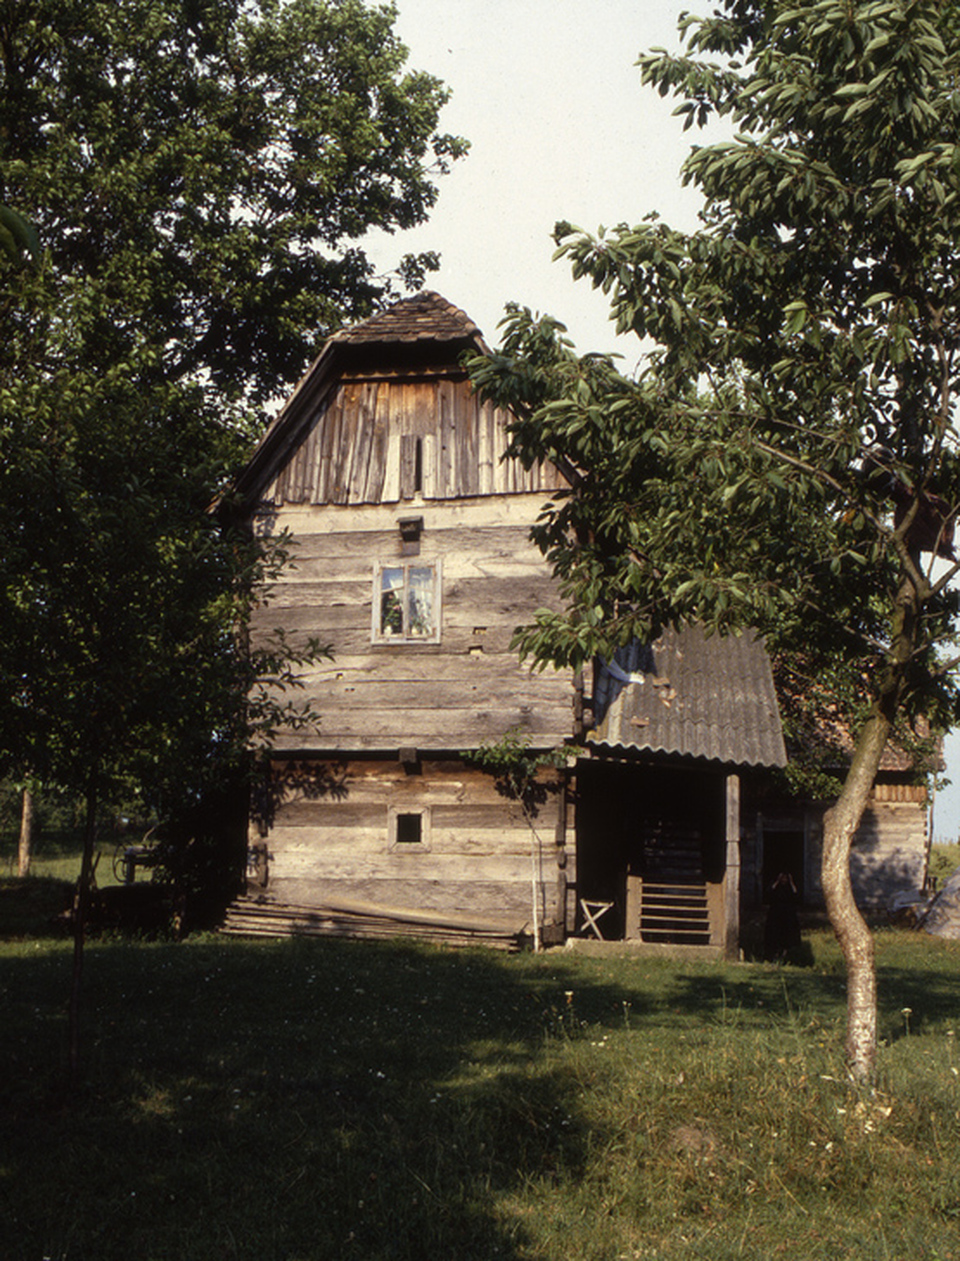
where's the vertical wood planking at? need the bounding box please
[307,411,324,503]
[400,434,417,499]
[478,399,494,495]
[316,389,338,503]
[348,397,374,504]
[439,382,453,496]
[383,429,401,502]
[458,383,479,497]
[330,394,348,505]
[410,380,435,437]
[422,431,437,498]
[364,384,387,503]
[267,369,565,508]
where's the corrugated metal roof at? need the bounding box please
[331,290,485,348]
[590,625,787,768]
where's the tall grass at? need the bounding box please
[1,908,958,1260]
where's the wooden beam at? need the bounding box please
[724,773,741,961]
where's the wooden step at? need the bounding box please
[640,880,712,946]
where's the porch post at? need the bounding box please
[724,773,741,960]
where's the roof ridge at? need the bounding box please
[331,290,484,347]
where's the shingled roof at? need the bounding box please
[330,290,486,349]
[590,625,787,768]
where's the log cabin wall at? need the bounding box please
[237,295,577,939]
[254,495,572,751]
[849,784,929,907]
[744,778,929,912]
[257,757,566,933]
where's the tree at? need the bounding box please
[0,351,324,1080]
[0,0,465,407]
[0,204,38,267]
[17,784,33,877]
[470,0,960,1083]
[0,0,464,1081]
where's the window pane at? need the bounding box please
[380,567,404,637]
[395,813,422,844]
[407,566,435,637]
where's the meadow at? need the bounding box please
[1,854,959,1260]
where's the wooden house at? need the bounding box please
[225,292,574,946]
[742,750,932,914]
[224,291,929,951]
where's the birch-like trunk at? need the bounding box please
[17,786,34,878]
[820,710,891,1084]
[822,575,917,1084]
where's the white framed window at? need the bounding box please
[373,561,441,642]
[388,805,431,850]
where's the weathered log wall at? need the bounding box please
[849,799,928,906]
[252,496,574,751]
[263,374,565,506]
[745,785,929,910]
[255,757,569,932]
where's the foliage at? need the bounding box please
[0,0,462,865]
[0,0,464,1070]
[0,777,83,837]
[470,0,960,714]
[469,0,960,1078]
[2,926,960,1258]
[0,355,322,810]
[0,0,466,407]
[467,726,573,814]
[928,842,959,890]
[0,204,38,266]
[772,649,941,801]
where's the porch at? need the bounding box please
[574,758,741,958]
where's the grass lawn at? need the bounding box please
[1,880,959,1261]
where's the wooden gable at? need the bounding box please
[237,291,565,510]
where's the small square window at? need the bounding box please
[395,813,422,845]
[374,561,441,642]
[389,805,430,849]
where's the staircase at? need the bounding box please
[628,822,720,948]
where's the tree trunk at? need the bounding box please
[821,574,918,1085]
[821,709,891,1084]
[68,779,98,1088]
[17,786,34,878]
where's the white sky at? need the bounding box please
[368,0,960,843]
[368,0,718,366]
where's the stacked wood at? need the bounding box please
[220,893,526,950]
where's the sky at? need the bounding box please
[367,0,960,843]
[367,0,722,364]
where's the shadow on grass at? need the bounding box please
[0,874,73,937]
[2,926,958,1260]
[0,936,650,1261]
